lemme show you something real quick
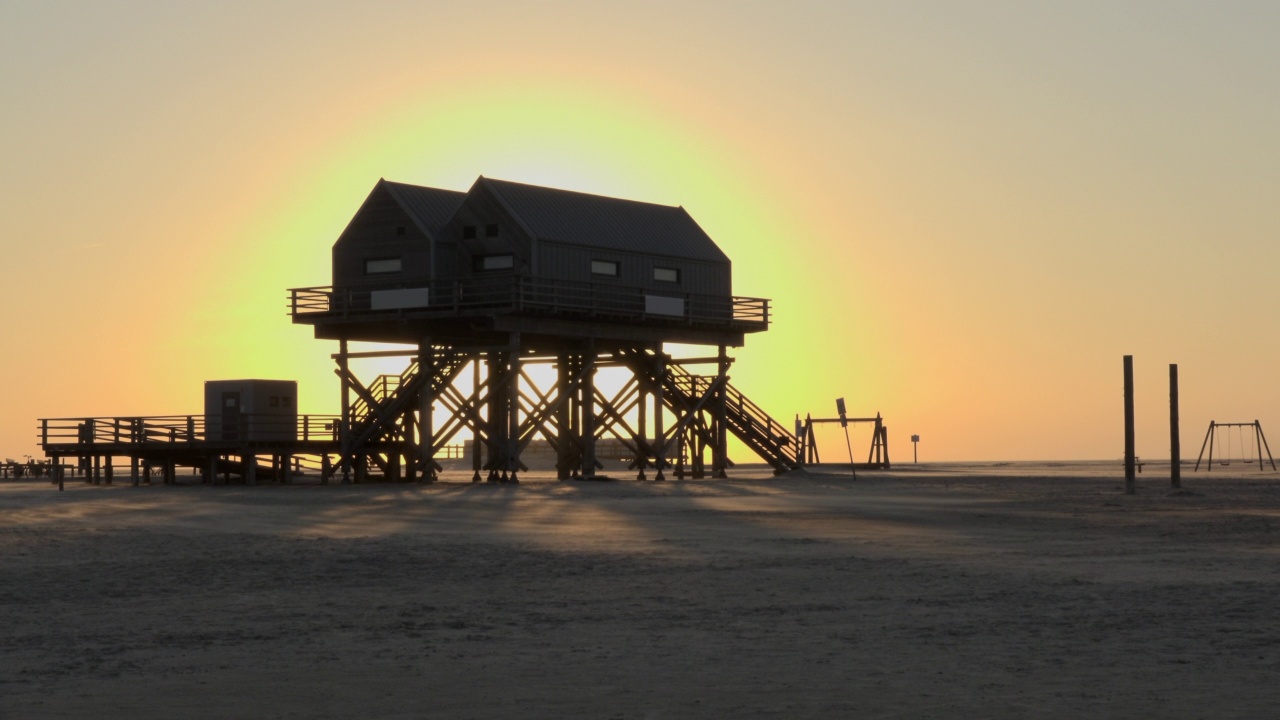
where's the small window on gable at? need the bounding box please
[654,267,680,284]
[281,396,292,408]
[270,396,280,408]
[395,225,406,236]
[463,225,477,239]
[485,224,499,237]
[474,254,514,272]
[591,260,620,278]
[365,257,402,275]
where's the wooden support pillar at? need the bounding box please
[654,349,666,481]
[104,456,113,485]
[131,457,140,486]
[1170,364,1181,489]
[693,419,706,479]
[582,343,597,477]
[338,339,352,484]
[56,462,64,491]
[556,351,572,480]
[420,338,436,482]
[675,431,687,479]
[245,453,258,485]
[205,455,217,485]
[486,350,500,482]
[508,334,521,483]
[1124,355,1136,494]
[637,382,648,481]
[714,345,729,478]
[471,356,483,483]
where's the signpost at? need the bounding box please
[911,434,920,463]
[836,398,856,478]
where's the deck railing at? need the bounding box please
[38,414,343,449]
[288,274,770,329]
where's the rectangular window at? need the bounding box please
[270,396,280,408]
[591,260,620,277]
[364,257,402,275]
[654,267,680,283]
[462,225,477,239]
[485,223,499,237]
[281,396,292,408]
[474,254,514,272]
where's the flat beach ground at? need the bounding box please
[4,462,1280,719]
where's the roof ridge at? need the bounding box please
[479,177,681,211]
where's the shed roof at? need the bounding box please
[381,180,466,236]
[475,177,729,263]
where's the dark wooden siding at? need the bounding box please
[332,187,432,287]
[537,241,731,296]
[440,185,532,276]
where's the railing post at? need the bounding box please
[41,419,47,447]
[187,415,195,442]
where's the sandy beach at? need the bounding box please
[4,462,1280,718]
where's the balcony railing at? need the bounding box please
[288,274,770,330]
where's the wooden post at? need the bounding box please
[1124,355,1136,494]
[714,344,729,478]
[556,351,571,480]
[420,338,435,482]
[508,334,521,483]
[637,381,648,481]
[338,338,352,484]
[485,351,499,482]
[582,343,597,477]
[472,356,483,483]
[881,426,891,469]
[654,350,666,481]
[1170,364,1181,489]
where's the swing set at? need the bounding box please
[1194,420,1277,472]
[793,411,890,470]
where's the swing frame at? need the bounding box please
[1194,420,1277,472]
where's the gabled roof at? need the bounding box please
[475,177,730,263]
[381,179,466,237]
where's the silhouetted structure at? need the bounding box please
[293,177,794,482]
[38,178,805,485]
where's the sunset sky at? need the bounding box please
[3,1,1279,463]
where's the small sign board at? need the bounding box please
[836,398,847,428]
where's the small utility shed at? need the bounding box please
[442,177,732,298]
[331,179,467,288]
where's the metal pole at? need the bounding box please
[1170,364,1181,489]
[1124,355,1136,494]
